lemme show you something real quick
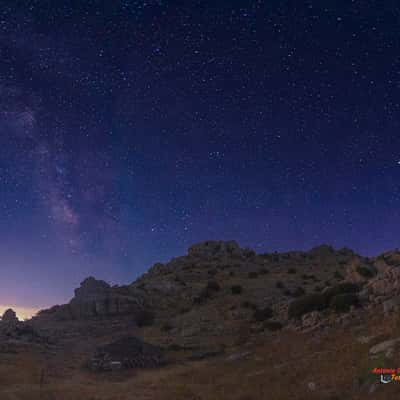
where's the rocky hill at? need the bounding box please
[29,241,399,351]
[3,240,400,399]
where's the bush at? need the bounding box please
[135,309,155,327]
[276,281,285,289]
[253,306,273,322]
[356,265,377,279]
[288,282,360,319]
[241,301,257,309]
[287,268,297,274]
[263,321,283,331]
[333,271,344,280]
[161,322,173,332]
[193,289,211,305]
[323,282,359,302]
[291,286,306,298]
[194,280,221,305]
[243,248,256,259]
[231,285,243,295]
[174,276,186,286]
[288,294,327,319]
[329,293,359,313]
[248,271,259,279]
[206,280,221,291]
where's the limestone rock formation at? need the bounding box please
[37,277,145,321]
[1,309,18,324]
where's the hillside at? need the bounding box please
[1,240,400,399]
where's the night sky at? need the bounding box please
[1,1,399,314]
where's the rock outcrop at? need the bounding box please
[1,309,18,324]
[36,277,145,321]
[188,240,244,259]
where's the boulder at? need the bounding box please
[369,338,400,355]
[365,266,400,300]
[383,296,400,314]
[301,311,321,330]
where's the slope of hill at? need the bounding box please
[1,240,400,399]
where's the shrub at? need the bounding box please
[193,289,211,305]
[323,282,359,302]
[174,276,186,286]
[287,268,297,274]
[288,294,327,319]
[248,271,259,279]
[206,280,221,291]
[263,321,283,331]
[276,281,285,289]
[243,248,256,259]
[231,285,243,295]
[253,306,273,321]
[241,301,257,309]
[288,282,361,319]
[333,271,344,280]
[194,281,221,305]
[135,309,155,327]
[329,293,359,313]
[291,286,306,298]
[161,322,173,332]
[356,265,377,279]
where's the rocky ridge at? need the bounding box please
[10,240,400,369]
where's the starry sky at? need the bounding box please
[0,1,399,313]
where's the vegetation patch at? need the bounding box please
[329,293,359,313]
[231,285,243,295]
[356,265,377,279]
[258,268,269,274]
[241,300,257,309]
[288,294,327,319]
[276,281,285,289]
[323,282,360,302]
[291,286,306,298]
[206,280,221,291]
[263,321,283,331]
[253,306,273,322]
[135,309,155,327]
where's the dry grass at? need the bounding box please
[1,308,400,399]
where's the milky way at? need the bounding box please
[0,1,399,310]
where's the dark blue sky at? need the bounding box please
[0,0,399,310]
